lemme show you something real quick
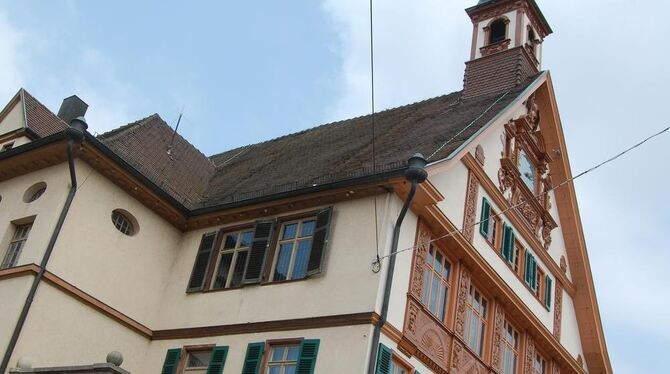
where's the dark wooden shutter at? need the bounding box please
[243,221,275,284]
[502,227,515,263]
[307,207,333,276]
[375,343,392,374]
[545,275,553,308]
[206,346,229,374]
[187,232,218,292]
[242,342,265,374]
[296,339,320,374]
[161,348,182,374]
[524,252,532,285]
[479,198,491,238]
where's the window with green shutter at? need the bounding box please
[544,275,553,308]
[479,198,491,238]
[296,339,320,374]
[161,348,182,374]
[206,346,229,374]
[524,252,538,290]
[501,224,515,264]
[375,343,392,374]
[242,342,265,374]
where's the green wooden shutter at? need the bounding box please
[545,276,552,308]
[187,232,219,292]
[161,348,182,374]
[530,257,538,290]
[206,346,229,374]
[307,207,333,276]
[479,198,491,238]
[296,339,320,374]
[501,225,514,262]
[243,221,275,284]
[242,342,265,374]
[375,343,392,374]
[524,252,532,285]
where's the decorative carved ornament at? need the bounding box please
[497,94,557,250]
[462,171,480,242]
[410,223,431,300]
[491,303,505,369]
[454,268,472,339]
[403,297,452,372]
[553,282,563,340]
[553,362,561,374]
[560,255,567,273]
[450,339,486,374]
[475,145,486,166]
[525,337,536,374]
[576,354,584,369]
[480,39,511,57]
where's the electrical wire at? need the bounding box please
[369,0,381,265]
[378,125,670,261]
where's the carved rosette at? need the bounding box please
[410,223,431,299]
[454,268,472,339]
[525,337,536,374]
[463,171,480,242]
[553,282,564,339]
[403,297,452,371]
[491,303,505,370]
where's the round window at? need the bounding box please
[23,182,47,203]
[111,210,138,236]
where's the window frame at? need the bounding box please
[260,338,303,374]
[488,18,509,45]
[1,222,33,270]
[499,319,520,374]
[421,244,453,323]
[533,350,548,374]
[463,283,489,357]
[208,224,255,290]
[268,214,318,283]
[390,352,414,374]
[175,344,215,374]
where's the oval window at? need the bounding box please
[111,210,138,236]
[23,182,47,203]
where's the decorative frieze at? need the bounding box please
[410,223,431,300]
[454,268,472,339]
[525,336,536,374]
[463,171,480,242]
[553,282,564,339]
[491,303,506,370]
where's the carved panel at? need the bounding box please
[454,268,472,339]
[552,362,561,374]
[403,298,452,371]
[450,339,487,374]
[524,337,536,374]
[553,282,563,339]
[463,171,480,242]
[490,303,505,370]
[559,256,567,273]
[480,39,511,57]
[475,145,485,166]
[410,223,431,299]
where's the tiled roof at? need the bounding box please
[15,74,539,210]
[21,89,69,137]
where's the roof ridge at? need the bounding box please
[208,90,463,160]
[97,113,159,139]
[21,88,68,128]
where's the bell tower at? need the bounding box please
[462,0,552,99]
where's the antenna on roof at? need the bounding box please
[166,107,184,158]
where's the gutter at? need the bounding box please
[367,154,427,374]
[0,118,88,373]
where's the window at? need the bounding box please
[533,352,548,374]
[23,182,47,203]
[499,320,520,374]
[1,142,14,152]
[524,251,538,291]
[501,224,516,264]
[518,149,537,193]
[489,18,507,44]
[111,210,135,236]
[464,285,488,356]
[421,245,451,321]
[211,229,254,289]
[266,345,300,374]
[272,218,316,281]
[390,358,410,374]
[184,350,211,373]
[1,223,32,269]
[375,344,413,374]
[480,197,500,245]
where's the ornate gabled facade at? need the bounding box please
[0,1,610,374]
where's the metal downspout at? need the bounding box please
[0,117,88,373]
[367,154,427,374]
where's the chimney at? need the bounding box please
[57,95,88,125]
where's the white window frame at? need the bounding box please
[270,218,316,282]
[266,344,300,374]
[499,320,520,374]
[1,223,32,269]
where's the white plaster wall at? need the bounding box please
[143,324,372,373]
[0,163,72,267]
[0,276,33,368]
[472,190,554,330]
[433,162,468,229]
[7,282,151,374]
[560,289,586,362]
[154,195,388,329]
[546,189,573,281]
[48,160,183,326]
[0,102,24,135]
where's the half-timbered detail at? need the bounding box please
[0,1,610,373]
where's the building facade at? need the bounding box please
[0,1,611,373]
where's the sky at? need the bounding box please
[1,0,668,372]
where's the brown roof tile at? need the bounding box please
[21,89,69,137]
